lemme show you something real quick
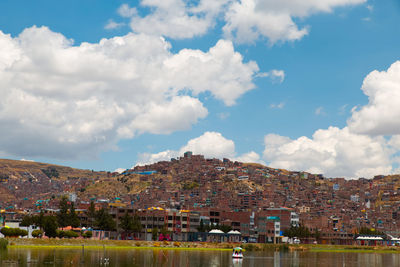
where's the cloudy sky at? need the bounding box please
[0,0,399,179]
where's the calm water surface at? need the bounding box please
[1,248,400,267]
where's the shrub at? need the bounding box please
[173,242,181,247]
[243,243,258,251]
[0,238,8,250]
[0,227,28,237]
[57,230,79,238]
[153,242,161,247]
[82,231,92,238]
[31,229,43,238]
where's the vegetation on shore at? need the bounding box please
[0,238,8,250]
[4,238,400,253]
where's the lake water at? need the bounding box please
[1,248,400,266]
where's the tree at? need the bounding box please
[218,224,232,233]
[86,201,96,228]
[69,202,80,228]
[0,228,28,237]
[57,196,70,228]
[95,208,116,231]
[283,225,312,239]
[31,229,43,238]
[198,219,205,232]
[82,231,93,238]
[152,227,159,241]
[359,227,384,236]
[36,210,45,230]
[119,212,134,234]
[43,216,58,238]
[132,214,142,234]
[20,215,34,227]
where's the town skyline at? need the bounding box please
[0,0,399,179]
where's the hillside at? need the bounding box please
[2,155,400,234]
[0,159,108,181]
[0,159,110,208]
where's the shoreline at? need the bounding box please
[4,238,400,253]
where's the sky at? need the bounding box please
[0,0,399,179]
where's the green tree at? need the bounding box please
[20,215,34,227]
[57,196,70,228]
[218,224,232,233]
[69,202,80,228]
[83,231,93,238]
[283,225,312,238]
[43,216,58,238]
[86,201,96,228]
[152,227,159,241]
[36,210,45,230]
[0,228,28,237]
[95,208,116,231]
[119,212,134,234]
[31,229,43,238]
[359,227,384,236]
[132,214,142,236]
[197,219,205,232]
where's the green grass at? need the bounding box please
[6,238,400,254]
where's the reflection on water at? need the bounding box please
[1,247,400,267]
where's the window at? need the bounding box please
[168,216,172,220]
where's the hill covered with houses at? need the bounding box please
[1,153,400,240]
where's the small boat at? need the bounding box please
[232,247,243,258]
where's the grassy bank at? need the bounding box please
[5,239,400,253]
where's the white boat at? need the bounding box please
[232,247,243,258]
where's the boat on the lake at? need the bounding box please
[232,247,243,258]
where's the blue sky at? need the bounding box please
[0,0,399,178]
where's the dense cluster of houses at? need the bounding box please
[1,152,400,244]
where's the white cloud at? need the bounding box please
[128,0,230,39]
[218,112,230,120]
[270,102,285,109]
[115,0,365,44]
[105,19,125,30]
[257,69,285,83]
[263,127,393,179]
[223,0,366,44]
[117,4,137,18]
[181,132,236,158]
[315,106,325,115]
[348,61,400,135]
[0,26,258,159]
[233,151,265,164]
[136,131,263,166]
[20,159,35,162]
[163,40,259,106]
[114,168,126,173]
